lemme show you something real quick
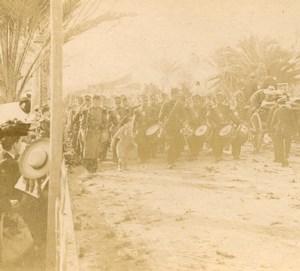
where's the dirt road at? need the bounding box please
[69,142,300,271]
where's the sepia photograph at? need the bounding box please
[1,0,300,270]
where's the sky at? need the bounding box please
[63,0,300,93]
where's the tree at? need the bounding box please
[209,35,300,94]
[153,57,182,90]
[177,69,194,92]
[0,0,132,102]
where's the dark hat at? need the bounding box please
[0,120,30,140]
[84,95,91,101]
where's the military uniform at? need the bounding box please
[229,109,243,159]
[67,98,83,155]
[206,103,226,161]
[266,102,280,161]
[76,96,92,160]
[82,103,104,174]
[133,103,153,162]
[185,98,206,157]
[271,99,296,166]
[98,107,110,161]
[109,104,127,163]
[159,91,185,167]
[148,98,161,157]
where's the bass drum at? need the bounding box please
[146,123,160,136]
[195,124,212,142]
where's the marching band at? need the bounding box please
[64,83,300,178]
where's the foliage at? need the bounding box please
[0,0,132,102]
[177,69,194,91]
[209,35,300,94]
[153,57,182,90]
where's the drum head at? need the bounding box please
[146,124,160,136]
[195,125,208,137]
[219,125,233,137]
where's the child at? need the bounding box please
[111,118,136,171]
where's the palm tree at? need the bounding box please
[209,35,300,94]
[153,57,182,90]
[0,0,132,102]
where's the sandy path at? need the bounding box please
[69,142,300,271]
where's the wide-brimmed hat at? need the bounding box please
[19,138,50,179]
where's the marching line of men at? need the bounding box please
[66,88,254,178]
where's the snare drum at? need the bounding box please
[146,123,160,136]
[219,124,235,140]
[195,124,212,141]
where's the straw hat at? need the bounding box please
[19,138,50,179]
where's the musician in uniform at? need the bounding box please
[75,95,91,161]
[81,94,104,178]
[132,95,153,163]
[185,95,206,158]
[98,96,111,161]
[121,95,134,117]
[159,88,185,169]
[109,96,126,163]
[156,93,168,152]
[67,97,84,157]
[149,94,161,157]
[266,96,282,162]
[270,97,296,167]
[206,96,226,162]
[229,104,245,160]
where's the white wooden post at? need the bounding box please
[46,0,63,270]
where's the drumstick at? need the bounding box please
[161,99,180,132]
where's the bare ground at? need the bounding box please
[69,142,300,271]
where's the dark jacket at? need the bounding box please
[0,151,21,214]
[271,105,296,137]
[159,99,185,132]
